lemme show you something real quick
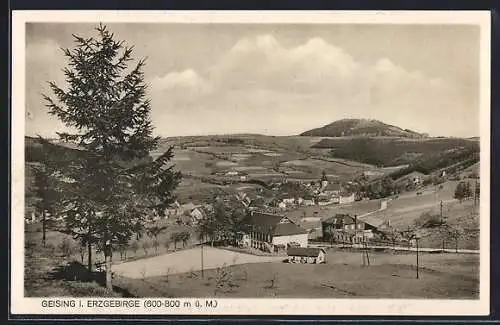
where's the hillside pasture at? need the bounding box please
[175,177,231,203]
[114,249,479,299]
[285,199,383,223]
[364,182,480,249]
[281,158,369,181]
[150,148,215,176]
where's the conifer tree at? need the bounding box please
[42,24,181,289]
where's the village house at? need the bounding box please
[298,218,323,241]
[241,211,309,253]
[302,199,315,206]
[282,198,295,205]
[321,213,387,243]
[315,181,357,206]
[189,207,205,225]
[339,193,356,204]
[287,247,326,264]
[322,182,341,196]
[397,171,427,187]
[166,201,209,225]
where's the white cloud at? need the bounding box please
[26,34,473,138]
[147,34,467,137]
[150,69,212,94]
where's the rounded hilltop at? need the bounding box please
[299,118,427,139]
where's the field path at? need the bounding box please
[112,246,283,279]
[309,243,479,254]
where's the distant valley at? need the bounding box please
[25,118,480,204]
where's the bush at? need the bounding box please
[214,264,237,296]
[66,281,120,297]
[414,212,443,228]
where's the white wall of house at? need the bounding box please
[317,251,326,263]
[272,233,308,247]
[340,193,355,204]
[241,234,251,247]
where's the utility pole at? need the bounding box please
[416,236,420,279]
[440,200,444,224]
[354,214,358,245]
[407,226,411,251]
[201,235,204,278]
[474,179,478,206]
[42,210,47,247]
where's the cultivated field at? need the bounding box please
[151,135,405,188]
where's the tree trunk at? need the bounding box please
[87,241,93,272]
[42,211,47,247]
[105,253,112,291]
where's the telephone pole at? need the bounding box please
[440,200,444,224]
[474,179,478,205]
[200,235,204,278]
[416,236,420,279]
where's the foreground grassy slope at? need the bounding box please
[114,249,479,299]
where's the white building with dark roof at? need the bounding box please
[244,211,309,252]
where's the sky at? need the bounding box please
[25,23,480,138]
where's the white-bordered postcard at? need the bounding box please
[11,10,491,316]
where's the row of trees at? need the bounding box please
[197,195,252,246]
[31,24,182,290]
[376,212,469,252]
[52,228,193,266]
[454,180,479,203]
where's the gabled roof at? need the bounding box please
[287,247,325,257]
[358,215,386,228]
[323,182,341,192]
[299,220,322,230]
[249,211,308,236]
[323,214,355,225]
[274,222,308,236]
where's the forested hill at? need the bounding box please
[300,118,426,138]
